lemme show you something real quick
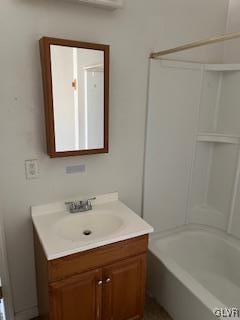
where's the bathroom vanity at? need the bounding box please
[32,193,153,319]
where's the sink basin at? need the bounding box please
[32,192,154,259]
[54,211,124,242]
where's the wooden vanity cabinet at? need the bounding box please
[102,255,146,320]
[50,269,102,320]
[34,231,148,320]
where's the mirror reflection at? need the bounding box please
[50,45,104,152]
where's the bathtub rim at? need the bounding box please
[150,223,240,252]
[149,224,240,318]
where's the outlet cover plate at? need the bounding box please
[25,159,40,179]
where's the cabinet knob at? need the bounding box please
[104,277,111,284]
[97,280,103,286]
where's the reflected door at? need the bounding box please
[86,69,104,149]
[51,46,76,152]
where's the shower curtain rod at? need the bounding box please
[150,31,240,59]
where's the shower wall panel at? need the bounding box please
[143,60,202,232]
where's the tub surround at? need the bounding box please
[32,192,153,260]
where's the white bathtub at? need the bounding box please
[147,226,240,320]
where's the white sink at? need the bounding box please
[54,211,124,242]
[31,192,153,260]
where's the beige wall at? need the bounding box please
[0,0,229,317]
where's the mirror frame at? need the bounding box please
[39,37,109,157]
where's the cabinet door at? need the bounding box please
[102,254,146,320]
[49,269,102,320]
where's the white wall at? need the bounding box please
[223,0,240,238]
[144,61,202,232]
[0,0,229,317]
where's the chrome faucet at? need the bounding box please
[65,197,96,213]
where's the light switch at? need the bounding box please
[25,159,40,179]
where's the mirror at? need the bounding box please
[39,37,109,157]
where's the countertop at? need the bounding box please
[32,192,153,260]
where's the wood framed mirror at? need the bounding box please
[39,37,109,157]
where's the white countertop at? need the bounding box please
[31,192,153,260]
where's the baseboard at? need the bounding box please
[14,306,38,320]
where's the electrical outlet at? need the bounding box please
[25,159,40,179]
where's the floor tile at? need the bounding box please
[144,295,173,320]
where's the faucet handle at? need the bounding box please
[65,201,74,205]
[65,201,77,213]
[87,197,96,204]
[88,197,96,201]
[65,201,77,207]
[65,197,96,213]
[65,198,95,204]
[86,197,96,209]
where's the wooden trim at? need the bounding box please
[39,37,109,158]
[39,39,56,154]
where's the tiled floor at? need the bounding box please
[144,295,173,320]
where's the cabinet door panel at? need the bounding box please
[50,269,102,320]
[102,254,146,320]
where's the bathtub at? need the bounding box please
[147,226,240,320]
